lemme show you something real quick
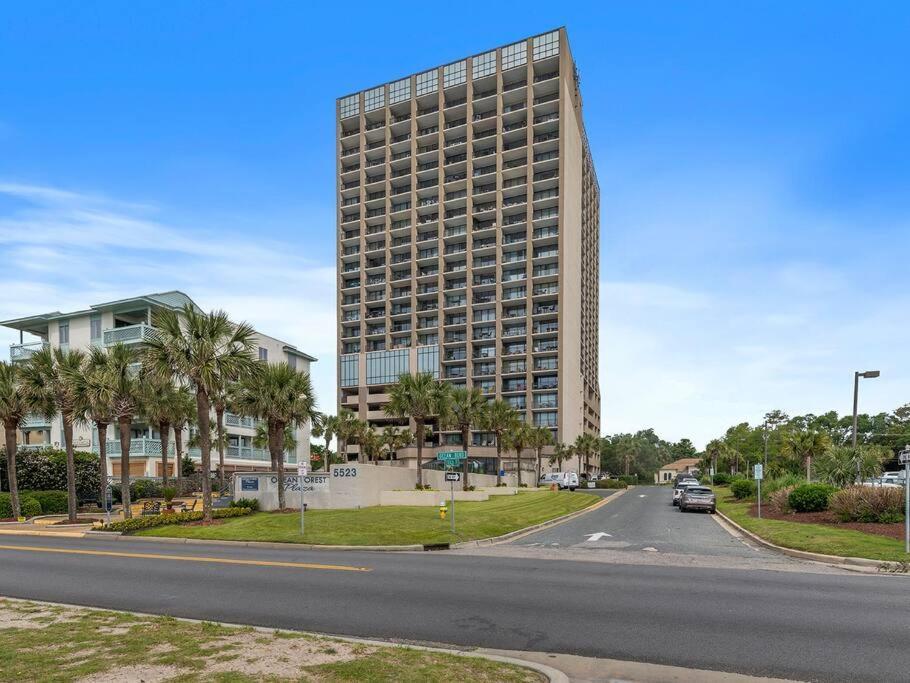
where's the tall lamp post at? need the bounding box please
[852,370,880,482]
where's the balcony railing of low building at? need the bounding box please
[10,341,49,362]
[102,324,159,347]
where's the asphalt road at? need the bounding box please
[0,531,908,682]
[513,486,766,557]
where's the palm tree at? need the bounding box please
[550,442,573,471]
[144,304,258,523]
[141,376,180,487]
[783,430,831,481]
[0,361,28,519]
[573,433,598,477]
[170,385,196,495]
[360,426,383,463]
[504,422,533,487]
[529,425,554,484]
[77,348,117,509]
[311,412,338,472]
[381,425,413,462]
[480,399,519,486]
[20,346,86,522]
[234,363,317,511]
[385,373,451,488]
[211,381,239,493]
[333,408,360,463]
[106,343,143,519]
[445,387,486,491]
[253,422,298,455]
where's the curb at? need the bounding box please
[0,596,566,682]
[84,531,424,552]
[714,509,908,573]
[452,488,626,548]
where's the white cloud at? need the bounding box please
[0,182,339,415]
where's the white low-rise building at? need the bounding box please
[3,291,316,478]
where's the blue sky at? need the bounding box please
[1,1,907,446]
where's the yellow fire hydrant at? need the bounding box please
[439,502,447,520]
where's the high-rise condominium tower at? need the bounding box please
[336,28,600,471]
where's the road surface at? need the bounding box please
[0,518,908,681]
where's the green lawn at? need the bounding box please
[0,599,542,682]
[716,487,910,563]
[136,491,598,546]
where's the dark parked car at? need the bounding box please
[679,486,716,513]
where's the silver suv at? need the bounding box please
[672,479,699,506]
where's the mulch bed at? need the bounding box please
[52,519,102,525]
[748,504,905,541]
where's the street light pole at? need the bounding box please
[852,370,880,482]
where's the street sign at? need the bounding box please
[753,464,763,481]
[298,462,309,476]
[900,452,910,465]
[437,450,466,465]
[445,472,461,482]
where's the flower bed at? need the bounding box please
[101,507,252,533]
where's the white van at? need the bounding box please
[538,472,579,491]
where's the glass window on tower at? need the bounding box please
[364,86,385,112]
[501,41,527,70]
[472,50,496,79]
[443,60,466,88]
[366,349,410,385]
[389,77,411,104]
[532,31,560,60]
[417,345,440,378]
[416,69,438,96]
[340,354,359,387]
[339,94,359,119]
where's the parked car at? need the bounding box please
[672,480,700,506]
[880,472,906,486]
[538,472,579,491]
[679,486,717,513]
[860,478,902,488]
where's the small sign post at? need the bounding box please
[754,463,764,518]
[297,461,309,535]
[445,471,460,533]
[899,446,910,553]
[104,483,113,526]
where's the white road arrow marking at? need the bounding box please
[584,532,613,542]
[638,494,647,498]
[642,547,658,552]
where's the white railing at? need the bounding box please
[10,342,48,362]
[102,324,159,347]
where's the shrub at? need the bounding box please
[230,498,260,512]
[788,483,837,513]
[730,478,757,500]
[830,486,905,523]
[711,472,732,486]
[1,449,100,502]
[21,490,68,514]
[518,483,528,488]
[595,479,627,489]
[0,493,42,518]
[761,474,805,501]
[102,506,252,533]
[767,486,796,514]
[618,475,638,486]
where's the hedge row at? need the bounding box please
[0,493,42,518]
[102,506,252,533]
[21,490,68,514]
[0,449,100,502]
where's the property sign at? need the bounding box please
[437,450,466,466]
[445,472,461,482]
[240,477,259,492]
[753,463,763,480]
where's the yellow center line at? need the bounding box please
[0,544,371,572]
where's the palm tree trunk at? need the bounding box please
[495,439,502,486]
[216,407,226,493]
[324,436,331,472]
[537,448,543,485]
[416,421,424,488]
[97,423,108,512]
[806,456,811,482]
[195,388,213,523]
[516,449,522,487]
[159,421,170,487]
[270,421,286,510]
[461,426,470,492]
[174,425,184,495]
[118,416,132,520]
[4,424,20,519]
[62,412,78,523]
